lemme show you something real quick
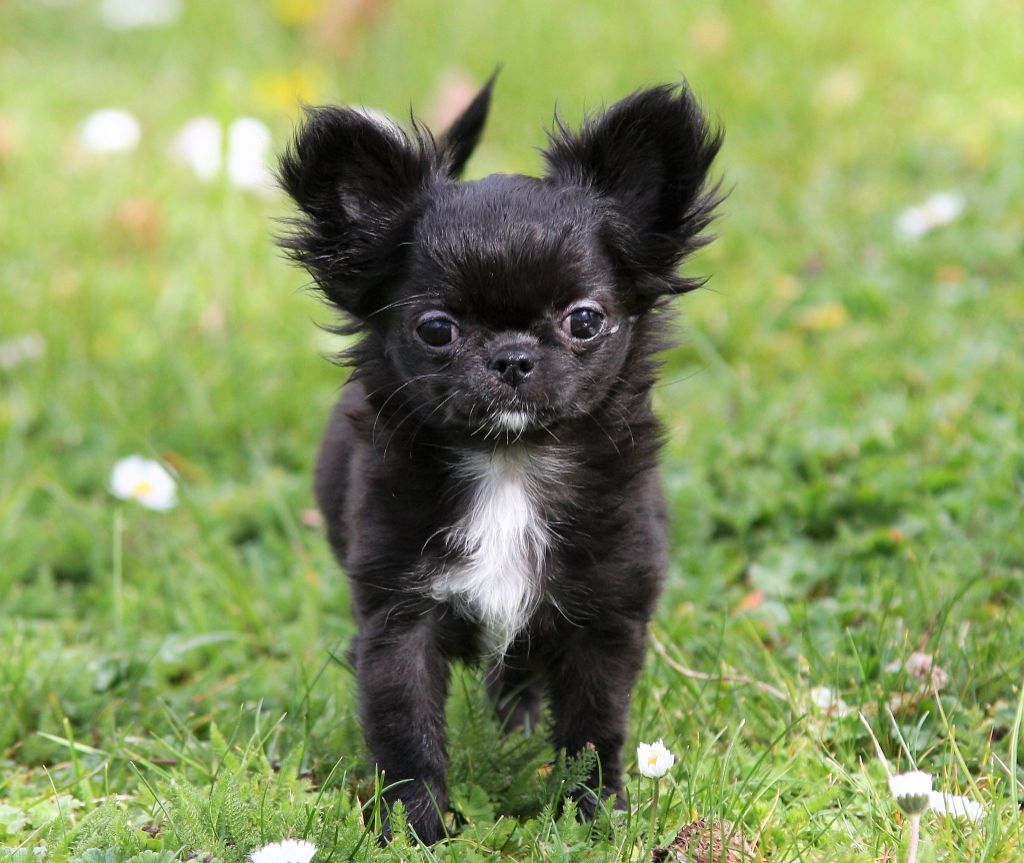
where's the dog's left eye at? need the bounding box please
[562,307,605,341]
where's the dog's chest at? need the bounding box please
[430,448,556,653]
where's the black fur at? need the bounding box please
[279,79,722,844]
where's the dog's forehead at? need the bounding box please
[413,176,604,322]
[417,176,592,259]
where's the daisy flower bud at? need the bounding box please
[889,770,932,816]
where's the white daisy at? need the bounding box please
[170,116,223,181]
[895,192,965,240]
[885,652,949,690]
[889,770,932,816]
[809,686,852,718]
[100,0,182,30]
[0,333,46,370]
[79,109,140,154]
[637,739,674,778]
[109,456,177,511]
[929,791,984,821]
[226,117,275,195]
[168,116,276,195]
[249,839,317,863]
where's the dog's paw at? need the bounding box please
[406,808,446,846]
[381,789,447,846]
[569,784,626,822]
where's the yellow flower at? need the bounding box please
[253,70,321,113]
[796,301,849,332]
[270,0,320,26]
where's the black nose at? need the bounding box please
[488,347,536,386]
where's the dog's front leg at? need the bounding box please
[356,611,450,844]
[546,620,647,818]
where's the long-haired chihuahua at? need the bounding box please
[279,75,722,843]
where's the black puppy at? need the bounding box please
[279,77,721,844]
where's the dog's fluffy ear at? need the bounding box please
[278,107,436,320]
[543,84,723,298]
[437,69,498,178]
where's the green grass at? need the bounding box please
[2,0,1023,860]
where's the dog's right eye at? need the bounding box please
[416,317,460,347]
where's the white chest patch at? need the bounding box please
[430,447,555,654]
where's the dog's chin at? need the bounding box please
[490,409,535,436]
[441,400,562,441]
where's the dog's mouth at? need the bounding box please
[430,387,565,442]
[453,400,561,441]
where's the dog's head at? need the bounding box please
[280,79,722,439]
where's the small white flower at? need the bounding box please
[809,686,852,718]
[249,839,317,863]
[226,117,275,195]
[100,0,182,30]
[168,116,276,196]
[0,332,46,370]
[79,109,141,154]
[885,652,949,690]
[110,456,177,511]
[889,770,933,816]
[170,116,223,181]
[895,192,965,240]
[929,791,984,821]
[637,739,674,778]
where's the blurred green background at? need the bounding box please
[1,1,1023,861]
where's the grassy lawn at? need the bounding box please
[2,1,1023,860]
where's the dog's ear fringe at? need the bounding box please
[542,83,725,289]
[276,71,501,321]
[276,103,439,216]
[275,104,442,320]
